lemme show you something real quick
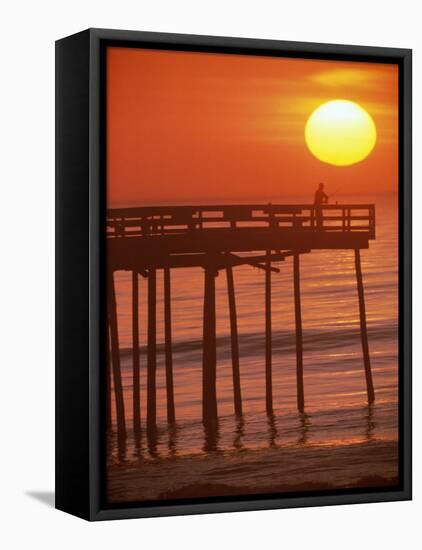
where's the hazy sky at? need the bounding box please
[106,47,398,207]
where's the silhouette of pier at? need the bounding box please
[106,203,376,444]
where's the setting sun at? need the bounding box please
[305,100,377,166]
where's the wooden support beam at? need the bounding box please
[147,268,157,435]
[251,262,280,273]
[202,265,218,430]
[265,250,273,415]
[107,272,126,439]
[164,267,176,424]
[293,253,305,413]
[354,249,375,403]
[226,265,242,416]
[226,251,285,272]
[106,328,112,432]
[111,249,310,273]
[132,271,141,434]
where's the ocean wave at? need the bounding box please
[119,322,398,361]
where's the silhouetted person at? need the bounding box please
[314,182,328,230]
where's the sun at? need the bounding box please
[305,100,377,166]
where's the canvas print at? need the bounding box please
[105,47,399,504]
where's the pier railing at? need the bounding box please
[106,204,375,239]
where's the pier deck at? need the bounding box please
[107,204,375,270]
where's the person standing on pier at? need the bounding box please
[314,182,328,230]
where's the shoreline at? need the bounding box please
[107,438,398,504]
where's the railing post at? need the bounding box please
[293,253,305,413]
[164,267,176,424]
[354,249,375,404]
[226,265,242,416]
[371,206,376,239]
[265,250,273,415]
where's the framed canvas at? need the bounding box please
[55,28,412,521]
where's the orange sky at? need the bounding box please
[106,47,398,207]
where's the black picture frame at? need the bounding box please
[55,28,412,521]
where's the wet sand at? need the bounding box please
[107,439,398,503]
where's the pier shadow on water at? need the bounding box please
[364,403,376,442]
[107,403,383,464]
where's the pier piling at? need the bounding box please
[202,265,218,430]
[132,271,141,434]
[106,328,112,432]
[265,250,273,415]
[354,249,375,403]
[293,253,305,413]
[226,265,242,416]
[164,267,176,424]
[107,272,126,439]
[147,268,157,435]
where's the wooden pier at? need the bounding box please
[106,203,376,441]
